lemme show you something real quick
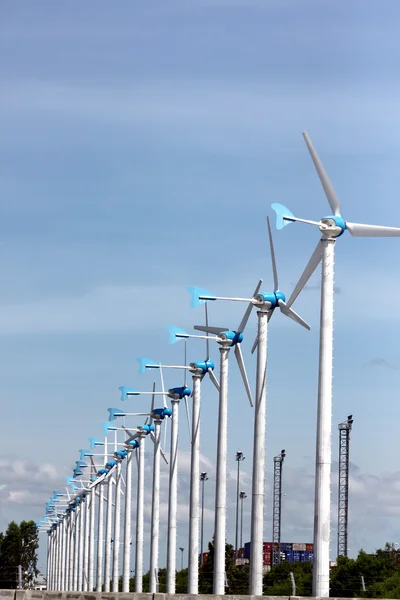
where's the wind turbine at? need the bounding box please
[187,289,258,595]
[271,130,400,597]
[137,351,219,595]
[189,219,310,595]
[118,381,172,594]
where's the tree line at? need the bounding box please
[128,542,400,598]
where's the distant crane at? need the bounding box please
[337,415,353,558]
[272,449,285,567]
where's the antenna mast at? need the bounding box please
[272,449,285,567]
[337,415,353,558]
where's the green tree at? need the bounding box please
[0,520,39,589]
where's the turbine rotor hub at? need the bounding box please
[319,215,345,237]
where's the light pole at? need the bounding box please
[200,472,208,566]
[179,547,184,571]
[239,491,247,552]
[235,451,245,557]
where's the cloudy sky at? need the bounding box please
[1,0,400,574]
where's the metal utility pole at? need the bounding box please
[337,415,353,558]
[239,491,247,551]
[235,451,245,557]
[272,449,286,567]
[179,547,184,571]
[200,472,208,565]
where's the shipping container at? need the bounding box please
[263,552,272,566]
[305,552,314,562]
[292,543,307,551]
[264,542,272,551]
[285,551,294,562]
[244,542,251,559]
[293,552,301,562]
[280,542,293,552]
[306,543,314,552]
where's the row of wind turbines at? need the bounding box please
[38,132,400,597]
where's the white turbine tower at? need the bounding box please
[117,382,172,594]
[271,130,400,597]
[181,299,256,595]
[136,354,219,595]
[189,218,310,595]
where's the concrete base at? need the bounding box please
[0,592,388,600]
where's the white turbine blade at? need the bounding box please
[205,303,210,361]
[236,279,262,333]
[346,222,400,237]
[184,396,192,439]
[278,300,311,331]
[267,217,279,291]
[160,446,168,465]
[150,382,156,425]
[163,419,168,454]
[207,368,220,392]
[251,335,258,355]
[135,450,139,469]
[150,431,168,464]
[286,240,323,308]
[234,345,253,407]
[250,311,275,354]
[159,365,167,409]
[184,340,187,386]
[302,131,342,216]
[194,325,228,334]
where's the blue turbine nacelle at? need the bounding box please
[152,407,172,419]
[115,449,128,460]
[128,439,140,449]
[97,469,108,476]
[190,359,215,374]
[106,461,117,470]
[254,291,285,309]
[218,331,244,345]
[168,386,191,399]
[140,423,155,434]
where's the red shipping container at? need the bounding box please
[264,542,272,551]
[263,552,272,565]
[306,544,313,552]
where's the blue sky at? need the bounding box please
[1,0,400,573]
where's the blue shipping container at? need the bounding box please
[305,552,314,562]
[285,551,294,563]
[244,542,251,559]
[280,542,293,552]
[293,552,301,562]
